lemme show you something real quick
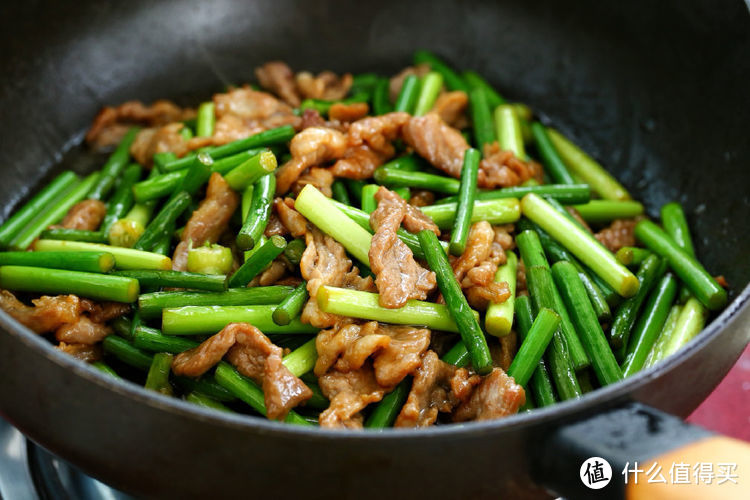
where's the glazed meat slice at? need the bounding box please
[318,366,388,428]
[130,122,190,166]
[0,291,127,345]
[452,221,511,310]
[595,218,638,252]
[299,108,327,130]
[54,299,130,345]
[264,213,288,238]
[296,71,352,101]
[0,291,80,333]
[226,323,312,420]
[330,145,386,180]
[299,227,354,328]
[433,91,469,128]
[61,199,107,231]
[478,142,544,188]
[84,301,131,323]
[328,102,369,122]
[347,112,411,157]
[274,198,307,237]
[255,61,301,107]
[395,351,480,427]
[173,323,312,420]
[172,326,238,377]
[210,86,301,146]
[314,321,429,387]
[314,322,391,376]
[86,99,194,150]
[408,190,435,208]
[490,331,518,372]
[402,113,469,178]
[55,316,111,345]
[254,259,290,286]
[453,368,525,422]
[369,187,437,308]
[213,86,299,130]
[172,173,239,271]
[57,342,102,363]
[372,324,431,387]
[292,167,335,198]
[275,127,348,195]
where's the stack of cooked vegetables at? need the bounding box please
[0,51,728,428]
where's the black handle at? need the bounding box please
[532,402,733,499]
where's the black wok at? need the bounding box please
[0,0,749,498]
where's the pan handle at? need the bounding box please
[532,402,750,499]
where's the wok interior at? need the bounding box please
[0,2,748,497]
[2,0,748,292]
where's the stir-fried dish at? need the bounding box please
[0,51,728,429]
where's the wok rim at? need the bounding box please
[1,281,747,441]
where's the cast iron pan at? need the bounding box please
[0,0,748,498]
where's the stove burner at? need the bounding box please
[0,419,132,500]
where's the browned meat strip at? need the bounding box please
[296,71,352,101]
[210,114,263,146]
[291,167,335,198]
[314,321,429,387]
[318,366,388,428]
[61,200,107,231]
[83,300,131,323]
[433,91,469,128]
[516,257,528,295]
[478,142,544,189]
[130,123,190,166]
[172,325,237,377]
[369,187,436,308]
[86,100,194,150]
[395,351,480,427]
[403,203,440,235]
[210,86,300,146]
[372,324,431,386]
[275,127,347,195]
[57,342,102,362]
[464,283,511,311]
[493,224,515,250]
[299,227,353,328]
[328,102,369,122]
[347,112,410,157]
[595,218,638,252]
[452,221,511,310]
[226,323,312,420]
[264,213,288,238]
[314,322,391,376]
[408,190,435,207]
[0,291,80,333]
[342,267,376,293]
[453,368,525,421]
[172,173,239,271]
[256,259,289,286]
[275,198,307,237]
[255,61,301,107]
[388,64,430,102]
[55,316,111,345]
[299,108,327,130]
[330,145,386,180]
[490,331,518,372]
[402,113,469,178]
[173,323,311,420]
